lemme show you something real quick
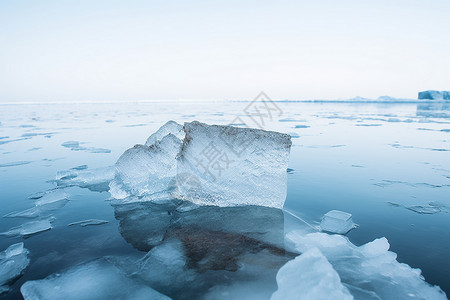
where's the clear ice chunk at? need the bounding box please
[319,210,357,234]
[271,248,353,300]
[0,218,53,237]
[176,121,292,208]
[20,259,171,300]
[109,126,183,200]
[0,243,30,294]
[285,231,447,299]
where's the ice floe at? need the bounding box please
[68,219,108,227]
[0,218,53,237]
[20,259,170,300]
[0,243,30,294]
[4,189,69,219]
[0,161,32,168]
[61,141,111,153]
[55,166,115,192]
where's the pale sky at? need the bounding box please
[1,0,449,102]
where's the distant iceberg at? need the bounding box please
[418,90,450,100]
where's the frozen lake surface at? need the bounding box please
[0,100,449,299]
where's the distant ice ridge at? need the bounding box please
[0,243,30,294]
[279,231,447,300]
[109,121,292,208]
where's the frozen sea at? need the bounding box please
[0,99,449,299]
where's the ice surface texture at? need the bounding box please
[176,121,292,208]
[0,243,30,294]
[284,231,447,299]
[20,259,170,300]
[109,121,292,209]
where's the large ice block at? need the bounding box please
[176,121,292,208]
[271,248,353,300]
[0,243,30,294]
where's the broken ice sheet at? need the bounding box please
[285,231,447,299]
[20,259,170,300]
[4,189,69,219]
[109,121,184,200]
[320,210,357,235]
[61,141,111,153]
[34,189,68,206]
[56,166,115,192]
[0,243,30,294]
[68,219,108,227]
[3,200,68,219]
[271,248,353,300]
[0,218,53,237]
[176,121,292,209]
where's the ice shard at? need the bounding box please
[176,121,292,208]
[0,243,30,294]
